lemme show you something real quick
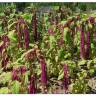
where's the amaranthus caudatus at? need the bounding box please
[23,26,30,50]
[12,66,27,81]
[80,28,85,59]
[19,66,27,75]
[16,18,23,48]
[39,55,47,87]
[12,68,19,81]
[63,64,69,93]
[0,35,10,70]
[1,35,10,48]
[28,75,36,94]
[32,12,38,42]
[16,17,30,49]
[85,31,91,59]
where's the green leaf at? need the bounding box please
[58,48,65,60]
[21,13,32,23]
[0,87,9,94]
[0,72,11,85]
[24,72,28,86]
[58,69,64,80]
[89,69,94,75]
[49,35,55,48]
[78,60,86,66]
[64,53,71,59]
[8,30,17,42]
[49,36,55,43]
[53,6,59,10]
[87,60,93,69]
[64,28,72,45]
[91,43,94,49]
[11,81,20,94]
[46,48,53,56]
[37,69,41,76]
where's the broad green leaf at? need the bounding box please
[11,81,20,94]
[0,87,9,94]
[91,43,94,49]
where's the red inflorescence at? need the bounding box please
[28,75,36,94]
[39,55,47,86]
[12,68,19,81]
[80,29,85,59]
[19,66,27,75]
[32,13,38,42]
[85,31,91,59]
[63,64,69,93]
[24,26,29,50]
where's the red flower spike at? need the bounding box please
[28,75,36,94]
[12,68,19,81]
[39,55,47,86]
[80,29,85,59]
[63,64,69,93]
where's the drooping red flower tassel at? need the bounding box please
[1,35,10,70]
[1,35,10,48]
[85,31,91,59]
[16,21,22,48]
[1,53,9,70]
[80,29,85,59]
[19,66,27,75]
[39,55,47,86]
[32,12,38,42]
[39,55,47,93]
[23,26,29,50]
[12,68,19,81]
[0,42,4,57]
[28,75,36,94]
[63,64,69,93]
